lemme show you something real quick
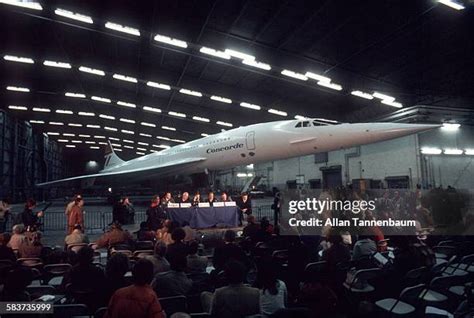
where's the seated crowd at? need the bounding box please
[0,186,473,318]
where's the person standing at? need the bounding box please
[0,198,11,233]
[65,194,81,231]
[21,199,43,231]
[146,195,166,231]
[68,197,84,234]
[236,193,252,225]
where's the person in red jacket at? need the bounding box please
[105,259,165,318]
[68,197,84,234]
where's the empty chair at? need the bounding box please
[404,266,430,287]
[26,285,56,299]
[132,250,154,259]
[343,268,381,294]
[375,283,426,316]
[159,295,188,316]
[135,240,154,250]
[53,304,89,318]
[447,254,474,274]
[433,246,456,260]
[418,276,457,309]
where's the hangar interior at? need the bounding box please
[1,0,473,200]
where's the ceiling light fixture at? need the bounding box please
[54,8,93,24]
[154,34,188,48]
[105,22,140,36]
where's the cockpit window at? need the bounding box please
[302,121,311,127]
[295,122,302,128]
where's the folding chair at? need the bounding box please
[42,263,72,286]
[67,243,88,253]
[375,283,426,316]
[159,295,188,316]
[132,250,154,259]
[404,266,430,287]
[135,240,154,250]
[110,249,133,258]
[343,268,381,299]
[17,258,43,268]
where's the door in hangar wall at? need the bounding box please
[321,167,342,189]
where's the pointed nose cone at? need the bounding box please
[367,123,441,141]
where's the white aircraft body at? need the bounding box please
[37,119,440,187]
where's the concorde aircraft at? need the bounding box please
[36,119,440,187]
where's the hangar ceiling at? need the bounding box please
[1,0,473,159]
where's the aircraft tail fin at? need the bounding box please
[104,140,125,169]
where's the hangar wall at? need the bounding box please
[218,126,474,192]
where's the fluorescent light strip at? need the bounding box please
[317,81,342,91]
[281,69,308,81]
[120,118,136,124]
[268,109,288,117]
[63,133,75,137]
[305,72,331,83]
[79,112,95,117]
[65,145,76,148]
[442,123,460,131]
[90,146,100,149]
[162,126,176,131]
[168,111,186,118]
[438,0,465,10]
[216,121,232,127]
[224,49,255,61]
[154,144,170,149]
[114,148,123,152]
[295,115,309,120]
[54,8,93,24]
[33,107,51,112]
[121,130,134,135]
[65,92,86,98]
[210,95,232,104]
[79,134,91,138]
[0,0,42,10]
[351,90,374,100]
[381,100,403,108]
[140,133,152,138]
[146,81,171,90]
[109,137,119,141]
[124,145,134,149]
[43,60,71,69]
[141,122,156,127]
[240,102,261,110]
[56,109,73,114]
[179,88,202,97]
[112,73,138,83]
[372,92,395,102]
[6,86,29,92]
[57,139,68,143]
[242,59,271,70]
[78,66,105,76]
[138,142,149,146]
[154,34,188,48]
[104,126,117,131]
[192,116,210,123]
[68,123,82,127]
[98,142,107,145]
[123,140,134,144]
[105,22,140,36]
[99,114,115,120]
[30,120,44,124]
[143,106,162,113]
[3,55,34,64]
[421,147,442,155]
[136,152,145,155]
[172,139,185,143]
[465,149,474,156]
[47,132,59,135]
[137,147,146,151]
[49,122,64,126]
[91,96,111,103]
[8,105,27,110]
[444,148,463,155]
[87,125,100,129]
[314,118,339,124]
[117,101,136,108]
[94,135,106,139]
[157,136,170,140]
[200,46,231,60]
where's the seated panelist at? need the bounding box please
[192,192,201,206]
[180,192,191,204]
[206,191,218,206]
[220,192,232,202]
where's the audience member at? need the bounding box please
[146,195,166,231]
[104,253,130,303]
[202,261,260,318]
[152,254,192,297]
[352,234,377,260]
[166,228,189,265]
[105,258,165,318]
[321,232,351,268]
[21,199,43,230]
[0,198,11,233]
[65,224,89,247]
[256,261,287,317]
[157,220,178,246]
[95,222,133,249]
[0,233,16,262]
[18,231,43,259]
[8,224,25,250]
[243,215,260,242]
[144,241,170,275]
[0,267,33,301]
[182,221,197,242]
[213,230,249,272]
[187,241,208,273]
[136,221,156,241]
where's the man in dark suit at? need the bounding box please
[206,191,218,206]
[180,192,191,204]
[236,192,252,225]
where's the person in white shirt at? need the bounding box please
[256,261,287,317]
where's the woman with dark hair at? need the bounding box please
[192,191,201,206]
[256,261,287,317]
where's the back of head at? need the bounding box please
[171,228,186,243]
[13,224,24,235]
[25,198,36,208]
[225,261,246,285]
[106,253,130,278]
[77,246,94,265]
[132,258,154,285]
[188,241,199,255]
[223,229,236,243]
[73,224,83,233]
